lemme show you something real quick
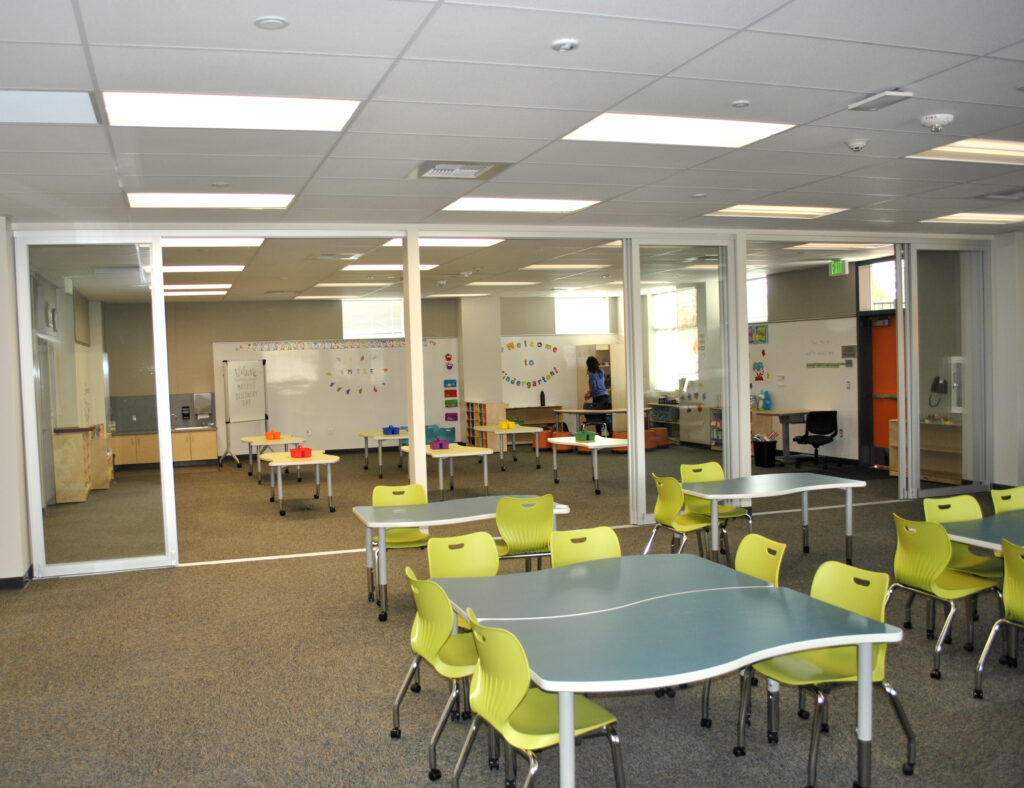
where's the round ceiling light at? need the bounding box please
[254,16,288,31]
[551,37,580,52]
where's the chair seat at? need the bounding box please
[374,527,430,548]
[501,688,617,752]
[664,513,712,535]
[948,550,1004,579]
[433,631,478,680]
[930,568,999,599]
[494,539,550,558]
[716,505,749,521]
[756,644,883,687]
[794,435,831,448]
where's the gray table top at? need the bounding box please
[352,495,569,528]
[680,471,865,500]
[437,554,900,693]
[942,509,1024,551]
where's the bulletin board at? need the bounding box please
[749,317,858,459]
[212,338,459,456]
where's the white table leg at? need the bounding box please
[534,433,540,469]
[856,642,873,787]
[364,525,375,602]
[437,457,445,498]
[327,463,335,512]
[257,451,263,484]
[277,464,285,516]
[499,433,507,471]
[591,447,601,495]
[558,691,576,788]
[314,463,321,499]
[377,525,389,621]
[482,453,489,495]
[845,487,854,564]
[802,491,810,553]
[552,443,559,484]
[362,437,369,470]
[377,441,384,478]
[248,445,254,477]
[710,500,720,561]
[449,457,455,490]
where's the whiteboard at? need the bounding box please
[213,338,460,456]
[222,359,266,423]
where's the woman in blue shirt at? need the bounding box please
[584,355,613,435]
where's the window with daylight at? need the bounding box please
[648,288,699,391]
[858,259,897,312]
[342,299,404,339]
[747,276,768,323]
[554,297,609,335]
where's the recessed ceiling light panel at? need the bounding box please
[443,197,597,213]
[128,193,293,209]
[161,237,264,247]
[706,204,846,219]
[563,112,792,147]
[847,90,913,111]
[921,212,1024,225]
[908,138,1024,166]
[0,90,98,124]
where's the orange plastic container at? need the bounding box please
[536,430,553,450]
[290,447,304,458]
[611,431,629,453]
[550,431,573,451]
[651,427,669,447]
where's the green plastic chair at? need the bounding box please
[923,496,1003,578]
[887,514,1000,679]
[392,568,478,782]
[644,474,713,558]
[369,484,431,609]
[741,561,915,786]
[494,495,555,571]
[680,462,753,561]
[450,610,626,788]
[428,532,500,579]
[975,539,1024,699]
[992,486,1024,513]
[550,526,621,568]
[719,534,787,732]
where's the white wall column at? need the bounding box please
[991,233,1024,485]
[403,233,427,487]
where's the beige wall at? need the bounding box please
[102,303,155,397]
[501,296,619,336]
[767,265,857,321]
[0,219,31,582]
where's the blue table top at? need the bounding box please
[680,472,865,500]
[942,509,1024,551]
[437,554,900,693]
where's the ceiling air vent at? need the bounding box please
[409,161,508,180]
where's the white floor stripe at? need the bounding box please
[178,547,365,568]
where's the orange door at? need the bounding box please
[871,319,898,452]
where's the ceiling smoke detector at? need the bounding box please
[845,138,870,152]
[921,113,954,132]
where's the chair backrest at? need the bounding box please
[550,527,621,568]
[428,532,500,578]
[679,462,724,517]
[373,483,428,507]
[992,486,1024,514]
[892,514,952,592]
[1001,540,1024,624]
[803,411,838,438]
[406,567,458,662]
[923,494,982,523]
[466,609,532,736]
[809,560,890,678]
[651,474,685,527]
[495,495,555,554]
[734,533,787,586]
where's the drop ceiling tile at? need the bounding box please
[349,101,594,140]
[115,153,322,178]
[656,169,825,190]
[990,42,1024,60]
[673,32,972,92]
[614,185,778,204]
[407,4,731,74]
[109,128,340,157]
[2,0,80,41]
[0,43,93,90]
[790,175,961,198]
[813,98,1024,137]
[976,169,1024,187]
[315,157,422,179]
[119,175,310,193]
[0,192,130,221]
[524,140,725,169]
[751,0,1024,55]
[908,58,1024,107]
[0,152,116,175]
[78,0,432,56]
[285,194,447,221]
[692,149,866,176]
[451,0,792,27]
[0,173,122,193]
[842,158,1016,182]
[331,131,546,162]
[303,177,473,198]
[871,195,1000,212]
[89,46,391,98]
[751,125,961,159]
[375,60,652,110]
[613,77,859,124]
[915,182,1024,200]
[459,181,622,200]
[493,162,671,186]
[0,126,111,154]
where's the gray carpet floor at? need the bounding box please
[4,446,1023,786]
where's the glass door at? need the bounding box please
[898,244,989,498]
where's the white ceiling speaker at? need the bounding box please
[921,113,954,132]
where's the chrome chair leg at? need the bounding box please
[642,524,660,555]
[735,669,754,756]
[607,724,626,788]
[806,688,827,787]
[932,600,958,679]
[391,656,421,738]
[700,679,712,727]
[450,713,483,788]
[975,618,1008,699]
[765,678,780,744]
[428,681,459,781]
[881,680,916,775]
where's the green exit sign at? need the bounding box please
[829,259,849,276]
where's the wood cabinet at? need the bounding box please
[52,426,111,502]
[171,429,218,462]
[464,401,505,448]
[111,433,160,466]
[888,419,962,485]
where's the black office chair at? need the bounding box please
[793,411,838,469]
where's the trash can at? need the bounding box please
[753,440,777,468]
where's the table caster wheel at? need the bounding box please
[700,718,711,728]
[488,758,500,770]
[411,683,420,693]
[803,546,809,553]
[428,768,441,781]
[248,471,253,476]
[314,493,319,499]
[665,688,675,698]
[379,612,388,622]
[654,688,665,698]
[733,746,745,757]
[820,723,829,734]
[330,506,336,512]
[973,689,983,699]
[767,732,778,744]
[903,763,915,776]
[279,511,286,516]
[964,643,974,652]
[390,728,401,739]
[930,669,941,679]
[798,709,810,719]
[595,489,601,495]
